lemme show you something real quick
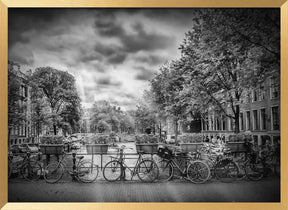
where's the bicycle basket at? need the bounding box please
[157,147,174,159]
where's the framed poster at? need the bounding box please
[0,0,287,210]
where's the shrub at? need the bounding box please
[135,134,160,144]
[178,133,204,143]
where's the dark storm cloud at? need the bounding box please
[45,42,70,53]
[122,22,174,53]
[94,43,121,57]
[94,13,125,37]
[8,8,197,110]
[9,50,34,66]
[134,66,154,81]
[107,53,127,64]
[97,77,111,85]
[89,63,107,73]
[135,54,165,65]
[96,76,122,87]
[94,14,175,53]
[94,43,127,64]
[141,9,198,25]
[80,53,103,63]
[8,9,67,47]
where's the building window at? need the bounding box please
[210,117,214,131]
[253,110,259,130]
[205,117,209,130]
[252,89,258,102]
[259,83,265,101]
[246,111,251,130]
[245,90,250,103]
[24,123,27,137]
[240,113,244,131]
[230,118,234,131]
[203,117,208,131]
[222,115,226,130]
[260,108,266,130]
[270,77,279,99]
[271,106,280,130]
[216,118,220,131]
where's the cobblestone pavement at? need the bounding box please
[8,175,280,202]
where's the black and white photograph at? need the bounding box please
[7,8,280,202]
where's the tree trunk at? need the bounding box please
[37,122,40,144]
[234,105,240,133]
[53,124,57,135]
[174,119,178,144]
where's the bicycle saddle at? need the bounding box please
[77,156,84,160]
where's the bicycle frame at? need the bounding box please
[109,147,149,180]
[48,153,83,176]
[166,155,191,179]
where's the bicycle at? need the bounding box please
[200,144,239,183]
[43,152,99,183]
[244,148,280,181]
[8,152,42,182]
[157,146,210,184]
[231,153,247,181]
[102,145,159,182]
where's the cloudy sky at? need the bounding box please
[8,8,197,110]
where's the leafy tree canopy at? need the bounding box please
[30,67,81,135]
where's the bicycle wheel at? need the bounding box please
[234,155,247,181]
[77,161,99,183]
[44,162,64,183]
[157,159,173,182]
[215,159,239,182]
[204,159,214,180]
[137,159,159,183]
[21,161,42,181]
[187,160,211,184]
[245,159,264,181]
[103,160,122,182]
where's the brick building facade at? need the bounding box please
[8,62,38,146]
[201,76,280,146]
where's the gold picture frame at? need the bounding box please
[0,0,287,209]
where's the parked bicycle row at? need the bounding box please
[8,143,280,184]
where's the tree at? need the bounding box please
[90,100,134,134]
[97,119,112,133]
[134,104,156,134]
[119,113,135,134]
[178,9,280,133]
[142,90,167,138]
[60,103,82,135]
[30,67,81,135]
[150,60,191,141]
[30,93,51,138]
[148,9,279,134]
